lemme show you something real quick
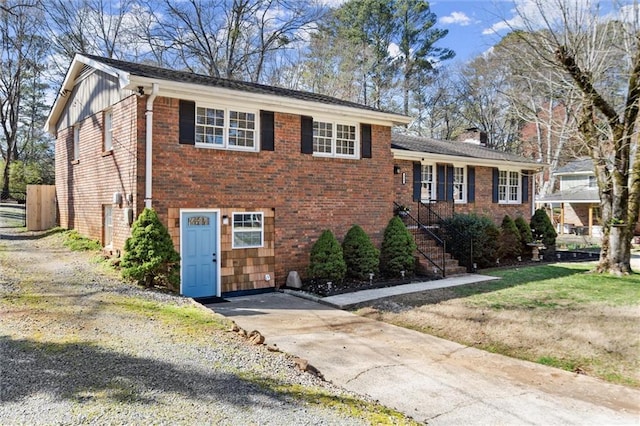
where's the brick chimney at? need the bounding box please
[457,127,487,146]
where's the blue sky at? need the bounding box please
[430,0,512,62]
[430,0,635,64]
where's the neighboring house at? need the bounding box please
[392,133,541,225]
[536,157,640,238]
[45,54,410,298]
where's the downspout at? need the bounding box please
[145,83,159,209]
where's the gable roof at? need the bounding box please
[391,133,541,168]
[45,54,410,134]
[554,158,593,175]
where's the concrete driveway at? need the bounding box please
[210,292,640,425]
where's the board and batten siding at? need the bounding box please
[56,69,134,132]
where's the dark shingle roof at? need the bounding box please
[391,133,539,166]
[554,158,593,175]
[537,187,599,203]
[82,54,397,115]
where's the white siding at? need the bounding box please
[57,69,134,131]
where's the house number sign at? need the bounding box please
[188,216,210,226]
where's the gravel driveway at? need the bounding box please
[0,228,407,425]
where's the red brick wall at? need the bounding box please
[145,98,395,289]
[393,160,533,223]
[55,95,139,252]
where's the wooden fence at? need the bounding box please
[26,185,57,231]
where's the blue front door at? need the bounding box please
[181,212,218,298]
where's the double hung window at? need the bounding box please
[232,212,264,248]
[313,120,357,158]
[498,170,520,203]
[196,106,256,150]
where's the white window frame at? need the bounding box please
[103,109,113,151]
[195,103,258,152]
[104,205,113,248]
[452,165,467,204]
[420,163,436,201]
[498,169,521,204]
[232,212,264,249]
[312,119,359,159]
[73,125,80,161]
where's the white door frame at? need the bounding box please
[179,208,222,297]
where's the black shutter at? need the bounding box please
[300,115,313,154]
[522,171,529,204]
[361,123,372,158]
[179,100,195,145]
[446,165,454,201]
[468,166,475,202]
[492,168,499,203]
[437,164,446,200]
[413,163,422,202]
[260,110,275,151]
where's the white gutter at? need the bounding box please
[145,83,159,209]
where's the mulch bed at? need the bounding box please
[286,250,599,298]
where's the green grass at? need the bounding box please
[62,229,102,251]
[465,263,640,309]
[108,296,230,336]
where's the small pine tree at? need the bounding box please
[498,215,521,260]
[514,216,533,254]
[380,216,417,277]
[121,208,181,290]
[342,225,379,280]
[530,208,557,249]
[308,230,346,282]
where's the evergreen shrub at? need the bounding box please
[342,225,379,280]
[380,216,416,277]
[530,208,557,249]
[514,216,533,254]
[308,229,346,282]
[441,213,499,269]
[498,215,521,260]
[121,208,181,290]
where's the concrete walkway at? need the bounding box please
[208,274,640,425]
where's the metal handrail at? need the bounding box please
[394,202,446,276]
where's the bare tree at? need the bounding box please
[0,0,47,199]
[153,0,324,82]
[505,0,639,274]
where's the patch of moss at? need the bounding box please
[244,375,420,425]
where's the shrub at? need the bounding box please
[514,216,533,254]
[441,213,499,269]
[530,208,557,249]
[498,215,521,260]
[380,216,416,277]
[121,208,181,290]
[308,229,346,282]
[342,225,379,280]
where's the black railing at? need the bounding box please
[395,200,474,274]
[398,207,446,276]
[415,199,454,227]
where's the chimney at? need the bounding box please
[457,127,487,146]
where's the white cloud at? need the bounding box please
[440,11,473,26]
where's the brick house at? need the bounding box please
[45,54,410,298]
[392,133,540,225]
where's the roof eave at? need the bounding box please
[391,148,542,169]
[128,76,411,126]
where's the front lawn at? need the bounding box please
[356,262,640,387]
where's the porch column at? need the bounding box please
[588,205,593,236]
[560,203,565,234]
